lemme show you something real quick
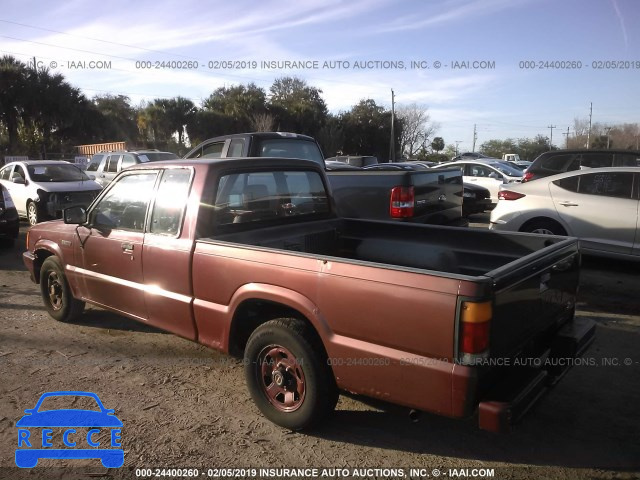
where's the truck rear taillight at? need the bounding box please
[459,300,492,364]
[498,190,526,201]
[390,186,414,218]
[522,172,534,182]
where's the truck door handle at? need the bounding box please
[121,242,134,252]
[558,201,579,207]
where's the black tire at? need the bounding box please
[27,200,40,226]
[521,219,567,236]
[40,256,85,322]
[244,318,338,430]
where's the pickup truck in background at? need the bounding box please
[24,157,595,433]
[185,132,466,226]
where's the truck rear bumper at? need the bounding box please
[477,316,596,433]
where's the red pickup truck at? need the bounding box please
[23,157,595,433]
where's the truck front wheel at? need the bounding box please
[40,256,85,322]
[244,318,338,430]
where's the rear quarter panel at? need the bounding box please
[191,240,485,416]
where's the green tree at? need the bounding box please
[340,99,399,161]
[0,56,27,153]
[479,138,517,158]
[160,96,197,146]
[138,100,173,149]
[93,94,139,144]
[268,77,327,135]
[517,135,552,160]
[431,136,445,152]
[203,83,266,133]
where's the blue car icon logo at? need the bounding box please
[16,391,123,468]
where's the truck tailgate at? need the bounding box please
[485,238,581,361]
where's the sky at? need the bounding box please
[1,0,639,154]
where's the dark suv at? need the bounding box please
[523,149,640,182]
[86,150,179,187]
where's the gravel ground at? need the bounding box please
[1,219,639,480]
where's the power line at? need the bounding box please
[0,19,192,59]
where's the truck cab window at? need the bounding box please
[150,169,192,236]
[90,173,157,231]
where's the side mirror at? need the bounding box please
[11,176,25,184]
[488,172,499,179]
[64,206,87,225]
[88,174,96,180]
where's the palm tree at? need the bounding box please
[0,56,28,153]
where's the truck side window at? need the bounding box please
[228,139,245,157]
[120,154,137,170]
[90,173,157,231]
[150,169,192,236]
[106,155,121,173]
[201,142,224,158]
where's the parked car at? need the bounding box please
[0,161,102,225]
[451,152,490,161]
[462,182,492,216]
[86,150,179,187]
[433,159,523,205]
[511,160,533,170]
[324,161,362,171]
[24,157,593,433]
[490,167,640,260]
[522,149,640,182]
[0,184,19,246]
[325,155,378,167]
[362,162,491,216]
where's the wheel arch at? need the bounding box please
[519,215,569,235]
[31,243,62,283]
[226,285,331,359]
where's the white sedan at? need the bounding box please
[490,167,640,260]
[434,159,523,205]
[0,161,102,225]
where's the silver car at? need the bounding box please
[0,161,102,225]
[490,167,640,260]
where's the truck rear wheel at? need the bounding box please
[40,256,85,322]
[244,318,338,430]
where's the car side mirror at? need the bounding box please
[12,176,25,184]
[88,174,96,180]
[488,172,499,179]
[64,206,87,224]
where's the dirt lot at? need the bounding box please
[1,217,639,480]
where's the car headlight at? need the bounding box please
[463,191,475,198]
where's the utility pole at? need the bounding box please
[455,141,462,156]
[472,124,477,152]
[389,89,396,162]
[562,127,569,149]
[605,127,612,149]
[587,102,593,149]
[547,125,556,150]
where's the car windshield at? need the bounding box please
[487,162,523,177]
[27,164,90,182]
